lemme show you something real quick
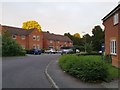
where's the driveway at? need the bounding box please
[2,54,60,88]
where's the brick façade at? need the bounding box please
[102,4,120,67]
[1,25,73,50]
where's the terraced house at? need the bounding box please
[102,4,120,67]
[43,32,73,50]
[1,25,73,50]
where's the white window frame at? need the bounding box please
[114,13,119,25]
[21,45,25,49]
[110,39,117,55]
[21,35,25,40]
[12,35,16,39]
[33,44,36,49]
[50,40,53,44]
[37,36,40,41]
[33,35,36,40]
[37,44,40,49]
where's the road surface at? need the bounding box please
[2,54,60,88]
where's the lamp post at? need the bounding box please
[82,32,86,53]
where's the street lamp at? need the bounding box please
[82,32,86,53]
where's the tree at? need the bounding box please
[73,33,81,38]
[92,25,104,51]
[2,31,25,56]
[22,20,42,32]
[64,32,84,51]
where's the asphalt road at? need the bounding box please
[2,54,60,88]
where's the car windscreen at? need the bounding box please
[60,47,73,49]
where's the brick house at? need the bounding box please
[1,25,73,50]
[102,4,120,67]
[43,32,73,50]
[2,25,43,49]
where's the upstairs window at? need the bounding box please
[50,40,53,43]
[21,35,25,40]
[37,36,40,41]
[110,39,116,55]
[12,35,16,39]
[33,35,36,40]
[114,13,119,25]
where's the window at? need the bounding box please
[12,35,16,39]
[110,39,116,55]
[21,35,25,40]
[33,35,36,40]
[50,40,53,43]
[114,13,119,25]
[37,44,40,49]
[21,45,25,49]
[33,44,36,49]
[37,36,40,41]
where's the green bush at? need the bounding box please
[2,31,26,56]
[59,55,108,82]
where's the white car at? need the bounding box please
[45,48,56,54]
[60,46,74,55]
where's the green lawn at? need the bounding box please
[106,64,120,81]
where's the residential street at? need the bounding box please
[2,54,60,88]
[2,54,119,89]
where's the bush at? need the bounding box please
[59,55,108,82]
[2,31,26,56]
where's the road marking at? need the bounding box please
[45,60,59,90]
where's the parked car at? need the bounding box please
[27,49,41,55]
[60,46,74,55]
[76,49,80,53]
[44,48,56,54]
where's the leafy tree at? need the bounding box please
[73,33,81,38]
[22,20,42,32]
[92,25,104,51]
[64,33,84,51]
[2,31,25,56]
[86,43,93,53]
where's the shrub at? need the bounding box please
[59,55,108,82]
[2,31,26,56]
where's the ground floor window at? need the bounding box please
[37,44,40,49]
[33,44,36,49]
[110,39,116,55]
[21,45,25,49]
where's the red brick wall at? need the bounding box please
[28,29,43,49]
[43,39,73,50]
[12,29,43,50]
[103,11,120,67]
[14,35,27,49]
[118,10,120,67]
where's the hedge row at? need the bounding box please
[58,55,109,82]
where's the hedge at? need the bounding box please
[58,55,109,82]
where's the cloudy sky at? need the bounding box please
[1,0,119,36]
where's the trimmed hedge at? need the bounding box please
[59,55,108,82]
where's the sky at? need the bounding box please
[0,0,119,36]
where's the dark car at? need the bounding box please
[27,49,41,55]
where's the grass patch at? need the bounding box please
[58,55,120,82]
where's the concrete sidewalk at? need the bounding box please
[47,59,119,89]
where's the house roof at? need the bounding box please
[102,4,120,21]
[2,25,34,35]
[43,32,72,42]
